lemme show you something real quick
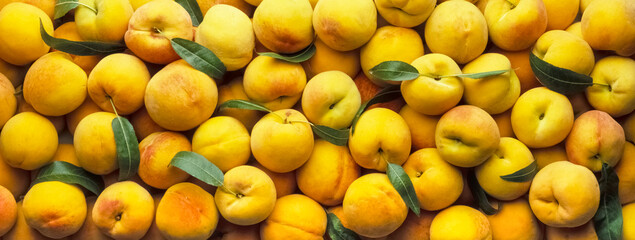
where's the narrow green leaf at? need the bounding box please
[175,0,203,27]
[443,69,510,79]
[54,0,78,19]
[257,43,316,63]
[218,99,272,113]
[327,213,360,240]
[112,117,140,181]
[39,21,126,56]
[170,151,224,187]
[368,61,419,82]
[351,85,401,134]
[594,162,622,240]
[170,38,226,80]
[32,161,104,195]
[468,170,498,215]
[386,163,420,216]
[529,52,593,95]
[311,125,349,146]
[500,161,537,182]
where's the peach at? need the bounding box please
[92,181,154,240]
[301,38,360,79]
[69,196,111,240]
[429,205,492,240]
[138,132,191,189]
[0,3,53,66]
[215,165,276,225]
[254,162,297,198]
[192,116,251,173]
[0,185,17,237]
[487,198,542,240]
[129,107,165,141]
[156,182,219,240]
[74,112,118,175]
[312,0,377,51]
[65,98,101,135]
[261,194,327,240]
[243,56,306,111]
[399,104,439,150]
[216,77,263,131]
[0,112,57,170]
[301,71,361,129]
[252,0,313,53]
[566,110,625,172]
[484,0,547,51]
[461,53,520,114]
[296,140,361,206]
[0,72,16,129]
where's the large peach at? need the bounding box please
[461,53,520,114]
[312,0,376,51]
[251,109,314,173]
[349,108,411,171]
[0,3,53,66]
[145,60,218,131]
[87,53,150,115]
[511,87,574,148]
[0,112,57,170]
[585,56,635,117]
[23,52,87,116]
[532,30,595,75]
[581,0,635,56]
[215,165,276,225]
[252,0,313,53]
[301,71,361,129]
[566,110,625,172]
[261,194,327,240]
[487,198,542,240]
[75,0,133,42]
[361,26,424,86]
[296,140,360,206]
[435,105,500,168]
[156,182,219,240]
[138,131,191,189]
[400,53,464,116]
[343,173,407,238]
[403,148,463,211]
[22,181,87,239]
[124,0,193,64]
[425,1,488,64]
[529,161,600,227]
[484,0,548,51]
[74,112,118,175]
[92,181,154,240]
[243,56,306,111]
[429,205,492,240]
[192,116,250,173]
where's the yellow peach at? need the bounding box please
[312,0,376,51]
[616,142,635,204]
[196,4,254,71]
[92,181,154,240]
[403,148,463,211]
[387,211,436,240]
[22,181,87,239]
[425,0,488,64]
[545,221,598,240]
[581,0,635,56]
[624,203,635,239]
[261,194,327,240]
[252,0,313,53]
[87,53,150,115]
[529,161,600,227]
[349,108,411,171]
[3,201,51,240]
[129,107,165,141]
[542,0,579,30]
[489,47,540,93]
[487,198,542,240]
[375,0,435,27]
[73,112,118,175]
[301,38,360,79]
[399,104,439,150]
[251,109,314,173]
[484,0,547,51]
[145,60,218,131]
[532,30,595,75]
[0,3,53,66]
[192,116,250,172]
[0,112,57,170]
[296,140,361,206]
[429,205,492,240]
[343,173,407,238]
[156,182,219,240]
[531,144,568,170]
[0,185,17,237]
[215,165,276,225]
[0,72,16,129]
[462,53,520,114]
[254,162,297,198]
[566,110,625,172]
[301,71,361,129]
[23,52,87,116]
[585,56,635,117]
[216,77,263,132]
[75,0,133,42]
[51,144,80,167]
[243,56,306,111]
[138,132,191,189]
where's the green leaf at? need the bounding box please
[54,0,78,19]
[175,0,203,27]
[218,99,272,113]
[443,69,510,79]
[32,161,104,195]
[500,161,537,182]
[529,52,593,95]
[368,61,419,82]
[112,117,140,181]
[257,43,316,63]
[386,163,420,216]
[311,125,349,146]
[170,151,224,187]
[39,21,126,56]
[594,162,622,240]
[468,170,498,215]
[327,213,360,240]
[351,85,401,134]
[170,38,226,80]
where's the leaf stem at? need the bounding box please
[288,120,314,126]
[13,85,22,96]
[593,83,610,88]
[108,97,120,117]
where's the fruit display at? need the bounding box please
[0,0,634,239]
